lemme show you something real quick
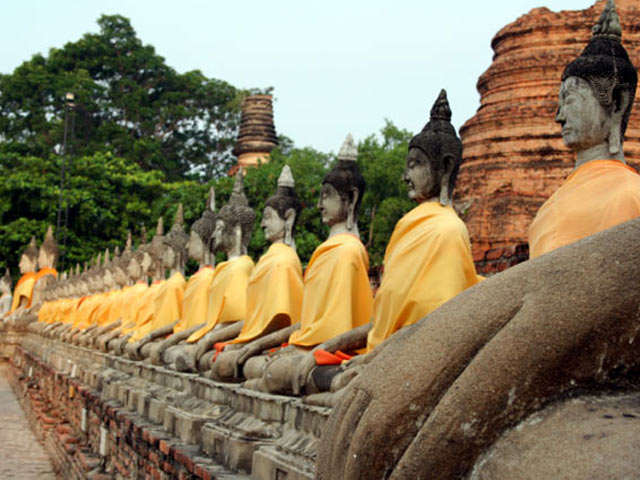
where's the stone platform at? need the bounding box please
[2,325,328,479]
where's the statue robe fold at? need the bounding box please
[187,256,255,343]
[118,282,148,329]
[9,271,37,313]
[135,272,186,338]
[73,293,106,330]
[529,160,640,258]
[366,202,480,351]
[288,233,373,348]
[231,243,303,344]
[172,266,215,334]
[125,280,166,341]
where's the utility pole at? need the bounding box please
[55,92,75,270]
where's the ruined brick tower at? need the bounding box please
[232,94,278,170]
[457,0,640,274]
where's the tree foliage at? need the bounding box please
[0,15,242,180]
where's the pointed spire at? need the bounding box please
[140,225,148,244]
[337,134,358,162]
[430,89,452,122]
[104,248,110,266]
[233,168,245,194]
[125,231,132,254]
[172,204,184,232]
[3,268,10,283]
[592,0,622,40]
[114,246,120,257]
[44,225,54,242]
[83,261,88,273]
[156,217,164,237]
[208,186,216,212]
[75,264,81,276]
[96,253,102,267]
[278,165,295,188]
[29,236,36,248]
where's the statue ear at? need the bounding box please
[608,87,630,155]
[439,154,455,206]
[284,208,296,246]
[347,187,359,231]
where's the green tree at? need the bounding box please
[0,15,241,180]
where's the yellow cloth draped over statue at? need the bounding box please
[187,256,255,343]
[34,267,58,283]
[172,267,215,334]
[93,291,118,327]
[118,282,148,329]
[289,233,373,348]
[125,280,166,341]
[231,243,303,344]
[529,160,640,258]
[134,272,186,339]
[367,202,480,351]
[72,293,106,330]
[37,299,55,323]
[9,272,37,313]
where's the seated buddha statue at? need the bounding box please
[0,269,12,317]
[29,226,59,312]
[5,236,38,320]
[205,165,304,380]
[295,91,481,398]
[168,171,256,372]
[317,4,640,478]
[147,188,218,365]
[126,205,190,360]
[528,0,640,258]
[240,134,373,394]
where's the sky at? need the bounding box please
[2,0,593,155]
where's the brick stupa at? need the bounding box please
[457,0,640,274]
[232,94,278,170]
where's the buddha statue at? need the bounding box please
[169,171,255,372]
[31,226,59,308]
[240,134,373,394]
[126,205,189,360]
[529,0,640,258]
[317,3,640,478]
[6,236,38,318]
[296,91,481,398]
[0,269,12,317]
[147,188,218,365]
[206,165,304,380]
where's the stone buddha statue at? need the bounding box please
[6,236,38,318]
[30,226,59,310]
[147,188,218,365]
[126,205,190,360]
[529,0,640,258]
[239,134,373,394]
[0,269,13,317]
[317,4,640,478]
[296,91,481,398]
[168,171,256,372]
[205,165,304,380]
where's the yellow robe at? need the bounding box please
[37,300,54,323]
[173,267,216,334]
[126,281,166,341]
[529,160,640,258]
[187,256,255,343]
[73,293,106,330]
[232,243,303,344]
[366,202,480,351]
[63,297,84,325]
[93,291,118,327]
[135,272,186,339]
[118,282,148,329]
[289,233,373,348]
[9,271,37,313]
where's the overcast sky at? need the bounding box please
[2,1,592,154]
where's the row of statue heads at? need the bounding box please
[9,0,635,311]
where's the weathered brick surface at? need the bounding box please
[457,0,640,274]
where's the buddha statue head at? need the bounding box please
[113,232,133,287]
[189,187,216,266]
[148,217,167,280]
[161,204,189,273]
[406,89,462,206]
[319,134,366,237]
[18,236,38,274]
[37,226,59,270]
[1,269,11,296]
[557,0,637,163]
[262,165,301,248]
[214,170,256,259]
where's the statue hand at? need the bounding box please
[235,345,259,377]
[293,352,317,395]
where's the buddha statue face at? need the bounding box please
[187,230,205,263]
[127,257,141,281]
[262,206,288,244]
[556,76,619,153]
[317,183,350,227]
[161,244,176,270]
[212,219,229,253]
[140,252,152,277]
[19,253,36,274]
[404,148,437,203]
[37,248,54,270]
[113,266,128,287]
[103,269,117,290]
